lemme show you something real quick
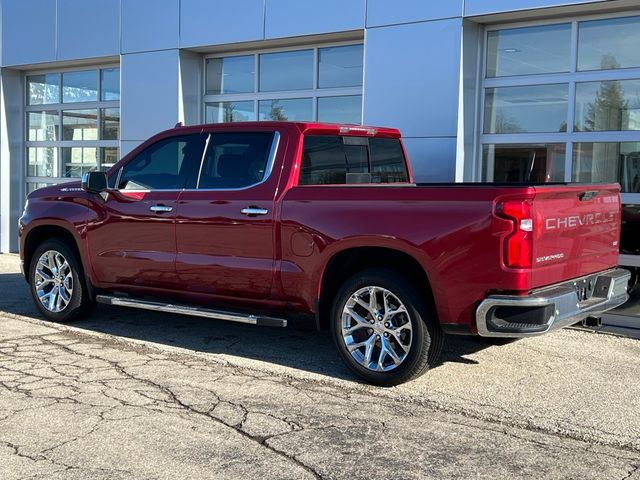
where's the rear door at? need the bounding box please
[530,183,621,288]
[174,129,281,300]
[87,133,207,289]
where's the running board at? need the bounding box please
[96,295,287,328]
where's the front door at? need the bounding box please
[175,130,280,300]
[87,132,207,290]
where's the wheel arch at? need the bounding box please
[315,245,438,331]
[22,223,92,295]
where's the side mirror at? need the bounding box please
[81,171,108,194]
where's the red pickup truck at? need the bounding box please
[19,122,629,386]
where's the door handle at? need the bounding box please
[150,205,173,213]
[241,207,269,216]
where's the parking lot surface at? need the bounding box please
[1,253,639,479]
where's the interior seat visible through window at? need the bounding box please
[197,132,273,189]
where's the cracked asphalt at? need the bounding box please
[1,254,639,479]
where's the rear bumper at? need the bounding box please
[476,268,630,337]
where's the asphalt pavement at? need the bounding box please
[0,253,639,479]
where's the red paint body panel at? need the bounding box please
[18,122,622,333]
[86,190,181,289]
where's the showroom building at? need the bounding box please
[1,0,640,253]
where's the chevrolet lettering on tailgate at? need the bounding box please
[545,212,617,230]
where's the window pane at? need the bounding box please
[578,16,640,71]
[118,134,207,190]
[205,101,255,123]
[258,98,312,121]
[259,50,313,92]
[62,70,98,103]
[317,95,362,124]
[574,142,640,192]
[27,74,59,105]
[27,111,59,141]
[486,24,571,77]
[575,79,640,132]
[27,147,58,177]
[101,68,120,101]
[101,108,120,140]
[484,84,568,134]
[482,144,565,183]
[101,147,119,170]
[62,147,97,178]
[299,135,347,185]
[369,138,409,183]
[318,45,363,88]
[206,56,254,94]
[198,132,274,189]
[62,110,98,141]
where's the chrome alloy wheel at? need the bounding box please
[34,250,73,313]
[341,286,413,372]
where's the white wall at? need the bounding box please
[0,69,24,253]
[121,50,181,146]
[265,0,365,38]
[57,0,120,61]
[180,0,265,47]
[363,18,462,181]
[122,0,180,54]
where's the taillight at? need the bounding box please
[496,199,533,269]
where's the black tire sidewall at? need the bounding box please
[331,269,437,386]
[29,239,90,322]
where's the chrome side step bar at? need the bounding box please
[96,295,287,328]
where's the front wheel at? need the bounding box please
[331,269,443,386]
[29,238,95,322]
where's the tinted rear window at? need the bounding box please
[299,135,409,185]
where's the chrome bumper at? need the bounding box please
[476,268,630,338]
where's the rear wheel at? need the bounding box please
[331,269,443,386]
[29,238,95,322]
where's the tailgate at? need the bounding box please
[530,183,621,289]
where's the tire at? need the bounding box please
[28,238,95,322]
[331,268,444,387]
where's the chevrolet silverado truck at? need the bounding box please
[19,122,629,386]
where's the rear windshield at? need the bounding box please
[299,135,409,185]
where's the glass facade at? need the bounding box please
[204,44,363,124]
[481,14,640,195]
[25,67,120,189]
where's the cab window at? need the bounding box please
[197,132,274,189]
[298,135,409,185]
[117,134,207,190]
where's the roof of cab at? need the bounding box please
[173,121,402,138]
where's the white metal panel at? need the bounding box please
[367,0,462,27]
[122,0,179,54]
[57,0,120,61]
[180,0,265,47]
[179,50,202,125]
[120,140,144,158]
[0,69,25,252]
[363,19,462,138]
[265,0,365,39]
[403,137,457,182]
[465,0,602,16]
[121,50,180,142]
[1,0,56,66]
